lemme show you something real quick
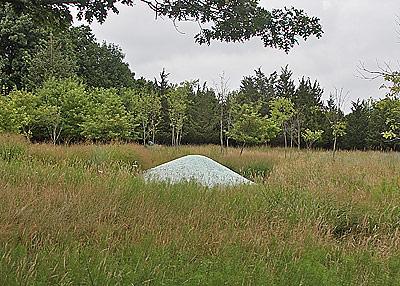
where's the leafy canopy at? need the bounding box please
[228,102,280,146]
[7,0,323,52]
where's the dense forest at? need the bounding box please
[1,2,399,151]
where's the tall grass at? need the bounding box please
[0,135,399,285]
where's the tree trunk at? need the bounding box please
[240,142,246,155]
[51,123,61,145]
[333,135,337,159]
[297,115,301,150]
[52,127,57,145]
[177,127,182,146]
[171,126,175,146]
[220,108,223,153]
[151,119,155,144]
[226,110,231,148]
[142,121,146,146]
[290,122,293,148]
[283,123,288,158]
[284,124,288,149]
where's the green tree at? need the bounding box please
[154,69,172,144]
[121,86,161,145]
[81,89,132,142]
[276,66,296,99]
[0,95,20,133]
[228,102,280,155]
[167,83,191,146]
[185,84,220,145]
[35,104,63,144]
[270,97,295,153]
[7,90,41,140]
[342,100,371,150]
[0,3,45,92]
[69,26,136,89]
[302,129,324,149]
[292,77,324,149]
[325,89,348,158]
[36,78,89,143]
[238,68,277,116]
[8,1,322,52]
[27,32,77,88]
[374,95,400,148]
[214,72,230,152]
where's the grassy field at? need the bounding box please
[0,134,400,285]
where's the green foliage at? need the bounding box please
[293,77,325,147]
[302,129,324,149]
[376,95,400,142]
[185,85,220,144]
[238,160,273,182]
[238,68,277,115]
[276,66,296,99]
[270,97,295,125]
[342,100,370,150]
[70,26,136,89]
[26,32,77,88]
[121,86,161,145]
[167,83,191,146]
[81,89,132,142]
[0,3,45,92]
[36,78,89,143]
[0,95,20,133]
[270,97,295,149]
[7,89,40,139]
[6,1,323,52]
[332,121,347,138]
[0,6,135,92]
[384,72,400,96]
[228,103,280,149]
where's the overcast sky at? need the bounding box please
[78,0,399,112]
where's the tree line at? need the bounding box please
[1,2,399,151]
[1,65,399,151]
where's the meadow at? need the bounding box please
[0,134,400,285]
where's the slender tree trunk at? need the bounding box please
[179,128,183,146]
[297,115,301,150]
[289,121,293,148]
[151,119,155,144]
[51,124,62,145]
[240,142,246,155]
[283,123,288,158]
[284,124,288,149]
[226,110,231,148]
[52,127,57,145]
[220,108,224,153]
[50,33,54,74]
[142,121,146,146]
[290,126,293,148]
[333,135,337,159]
[175,126,181,146]
[171,126,175,146]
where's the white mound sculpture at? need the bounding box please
[143,155,253,188]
